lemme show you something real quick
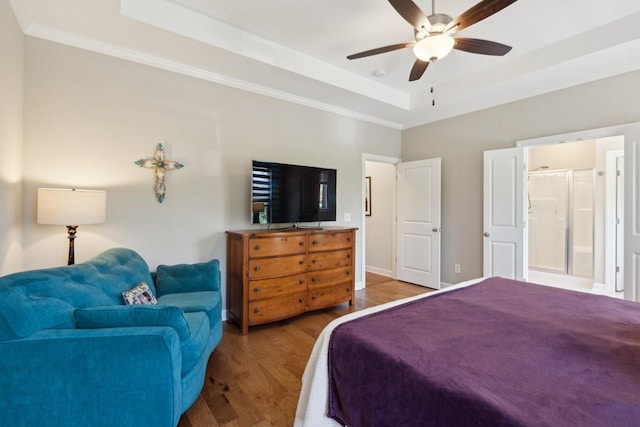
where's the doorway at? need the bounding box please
[483,123,638,302]
[363,159,397,280]
[362,155,442,290]
[525,137,623,297]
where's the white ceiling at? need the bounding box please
[12,0,640,129]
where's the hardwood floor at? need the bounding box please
[179,273,432,427]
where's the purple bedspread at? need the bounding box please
[328,277,640,427]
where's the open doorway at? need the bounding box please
[364,159,397,279]
[524,136,624,297]
[484,122,639,301]
[362,155,401,288]
[361,155,442,290]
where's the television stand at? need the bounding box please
[225,227,357,334]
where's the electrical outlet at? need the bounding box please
[344,212,351,222]
[454,264,461,274]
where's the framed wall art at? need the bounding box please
[365,176,371,216]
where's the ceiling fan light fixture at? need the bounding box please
[413,34,454,62]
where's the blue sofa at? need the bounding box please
[0,248,223,427]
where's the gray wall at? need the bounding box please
[0,0,24,275]
[20,38,402,306]
[402,70,640,284]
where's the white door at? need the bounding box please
[624,123,640,301]
[396,158,441,289]
[483,148,525,280]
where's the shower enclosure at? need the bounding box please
[528,169,594,278]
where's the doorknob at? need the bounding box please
[484,232,490,237]
[432,228,441,232]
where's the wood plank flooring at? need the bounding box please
[178,273,432,427]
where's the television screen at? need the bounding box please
[251,161,337,225]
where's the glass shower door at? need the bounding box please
[528,172,568,273]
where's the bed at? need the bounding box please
[294,277,640,426]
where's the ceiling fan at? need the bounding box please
[347,0,518,81]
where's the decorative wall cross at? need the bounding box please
[135,143,184,203]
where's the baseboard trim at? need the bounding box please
[365,266,392,278]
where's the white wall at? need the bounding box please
[0,0,24,275]
[364,161,395,277]
[20,38,402,305]
[402,70,640,284]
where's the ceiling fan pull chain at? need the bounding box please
[430,64,436,106]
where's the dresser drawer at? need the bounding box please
[308,267,352,289]
[248,291,307,325]
[249,273,307,302]
[308,249,352,271]
[249,235,306,258]
[306,284,352,310]
[248,254,307,280]
[308,231,354,252]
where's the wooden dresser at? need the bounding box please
[226,227,357,334]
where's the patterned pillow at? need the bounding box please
[121,282,157,305]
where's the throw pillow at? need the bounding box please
[121,282,157,305]
[155,259,220,296]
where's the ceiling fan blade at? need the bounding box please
[347,42,415,60]
[454,38,512,56]
[388,0,429,30]
[409,59,429,81]
[446,0,517,33]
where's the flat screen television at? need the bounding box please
[251,160,337,225]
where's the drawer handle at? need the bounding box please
[312,277,318,282]
[346,271,351,275]
[312,295,318,300]
[347,237,352,242]
[299,298,305,303]
[254,287,261,293]
[347,288,351,292]
[299,241,305,246]
[299,279,305,285]
[299,259,305,265]
[312,259,318,264]
[254,266,261,272]
[347,254,351,259]
[312,240,319,246]
[254,308,261,314]
[254,245,261,250]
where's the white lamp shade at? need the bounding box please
[37,188,106,225]
[413,34,455,62]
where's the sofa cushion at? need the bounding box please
[156,291,221,328]
[155,260,221,296]
[181,312,211,373]
[74,305,190,341]
[121,282,157,305]
[0,288,39,340]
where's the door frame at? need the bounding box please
[361,153,402,290]
[606,150,624,293]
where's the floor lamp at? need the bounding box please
[37,188,106,265]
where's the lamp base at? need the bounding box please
[66,225,77,265]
